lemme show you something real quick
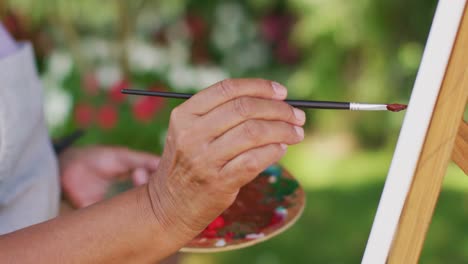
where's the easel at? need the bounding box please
[387,4,468,263]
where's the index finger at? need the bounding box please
[113,148,161,171]
[180,78,288,115]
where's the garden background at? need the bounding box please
[1,0,467,263]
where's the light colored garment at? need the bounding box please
[0,42,60,234]
[0,24,18,58]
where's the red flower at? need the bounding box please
[97,104,118,130]
[74,103,94,128]
[185,14,207,39]
[109,79,129,103]
[275,39,300,65]
[207,216,225,230]
[132,87,165,123]
[82,73,99,95]
[191,41,211,64]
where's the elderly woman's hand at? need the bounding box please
[148,79,306,244]
[59,146,160,208]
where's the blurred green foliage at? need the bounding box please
[2,0,467,263]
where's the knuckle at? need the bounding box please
[243,156,259,174]
[286,104,297,122]
[189,163,210,185]
[169,107,182,123]
[274,144,286,157]
[176,130,191,146]
[290,125,303,141]
[219,79,236,99]
[242,120,262,141]
[256,78,274,93]
[233,98,252,118]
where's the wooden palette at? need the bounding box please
[180,164,305,253]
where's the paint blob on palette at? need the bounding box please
[181,165,305,252]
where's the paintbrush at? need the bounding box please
[53,129,85,154]
[121,89,407,112]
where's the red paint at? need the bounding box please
[224,232,235,241]
[191,166,302,248]
[207,216,225,230]
[269,213,285,227]
[201,229,218,239]
[198,175,290,241]
[386,103,407,112]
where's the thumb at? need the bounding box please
[131,168,150,186]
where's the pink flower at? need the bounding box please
[275,39,300,65]
[260,14,295,43]
[74,103,94,128]
[132,87,165,123]
[260,13,300,64]
[97,104,118,130]
[109,79,129,103]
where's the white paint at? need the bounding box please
[245,233,265,240]
[215,239,226,247]
[275,206,288,217]
[268,176,277,183]
[362,1,466,263]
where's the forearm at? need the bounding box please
[0,185,184,263]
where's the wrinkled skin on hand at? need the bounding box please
[147,79,306,244]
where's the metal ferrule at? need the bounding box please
[350,103,388,111]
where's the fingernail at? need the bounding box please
[133,168,149,186]
[294,126,304,139]
[272,82,287,99]
[280,143,288,150]
[293,108,306,124]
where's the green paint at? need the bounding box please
[262,165,300,202]
[270,177,299,202]
[261,164,282,177]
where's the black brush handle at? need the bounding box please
[53,129,85,154]
[285,100,350,109]
[121,89,350,110]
